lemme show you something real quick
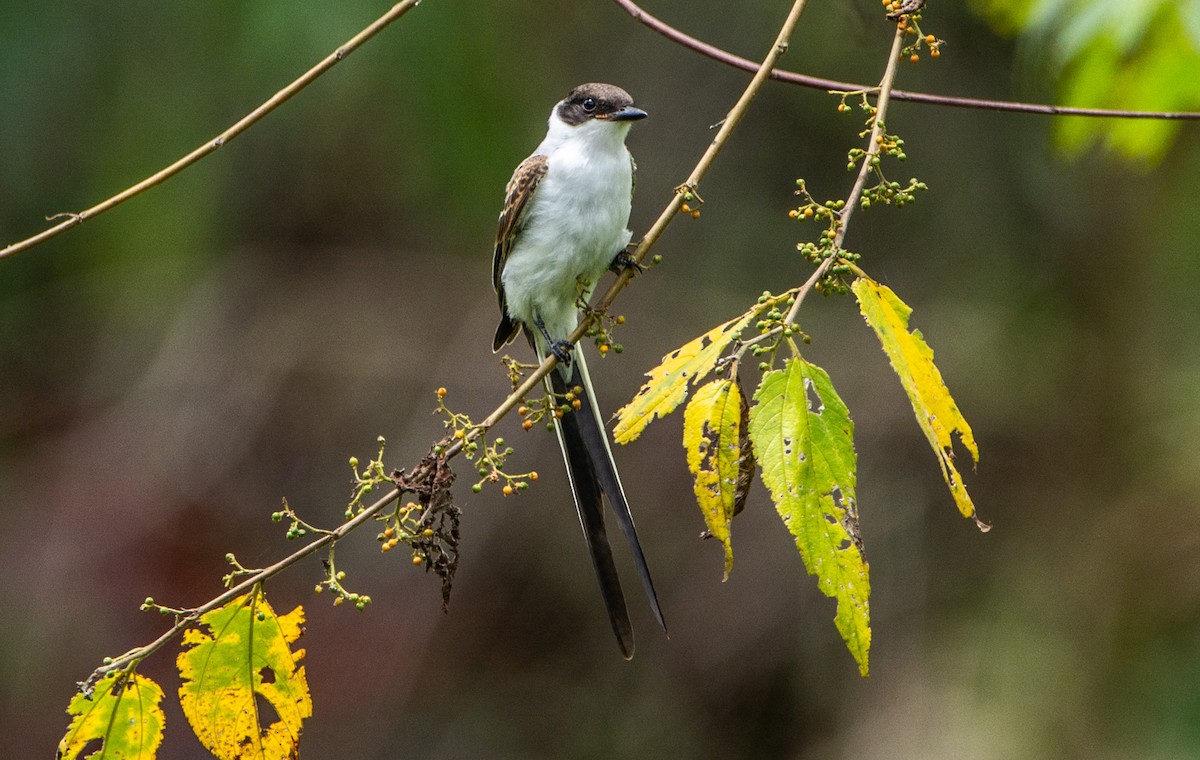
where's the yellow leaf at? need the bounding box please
[683,379,752,581]
[177,588,312,760]
[613,309,759,444]
[58,672,165,760]
[852,277,987,529]
[748,358,870,675]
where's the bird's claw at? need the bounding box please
[609,247,643,276]
[550,340,574,365]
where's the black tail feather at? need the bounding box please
[551,366,635,658]
[550,358,667,657]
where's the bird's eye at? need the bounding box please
[581,98,597,112]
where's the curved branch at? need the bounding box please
[1,0,422,263]
[612,0,1200,121]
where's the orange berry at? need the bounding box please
[522,419,534,431]
[502,485,514,496]
[910,53,919,63]
[436,387,447,397]
[925,34,935,43]
[803,207,814,218]
[598,345,609,355]
[931,47,940,58]
[381,542,392,553]
[681,203,691,213]
[691,210,701,220]
[454,429,464,439]
[412,554,423,566]
[518,405,529,416]
[530,471,539,481]
[571,399,582,410]
[788,209,799,219]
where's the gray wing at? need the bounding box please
[492,154,549,351]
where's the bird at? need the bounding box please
[491,83,666,658]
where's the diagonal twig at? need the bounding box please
[1,0,422,263]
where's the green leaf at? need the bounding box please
[683,378,753,580]
[748,357,871,675]
[58,672,165,760]
[973,0,1200,164]
[177,588,312,760]
[613,308,759,444]
[852,277,987,529]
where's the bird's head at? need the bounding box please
[555,83,648,127]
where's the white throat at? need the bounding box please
[534,109,634,157]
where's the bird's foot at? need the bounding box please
[549,339,574,365]
[609,245,643,276]
[534,314,575,366]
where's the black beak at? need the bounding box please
[605,105,648,122]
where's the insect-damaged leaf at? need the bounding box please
[683,379,754,580]
[177,588,312,760]
[748,358,870,675]
[851,277,987,530]
[58,672,165,760]
[613,309,758,444]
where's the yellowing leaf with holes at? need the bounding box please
[683,379,754,580]
[852,277,986,529]
[748,358,870,675]
[613,309,759,444]
[177,588,312,760]
[58,672,165,760]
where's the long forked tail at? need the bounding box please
[546,348,667,658]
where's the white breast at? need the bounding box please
[501,121,635,342]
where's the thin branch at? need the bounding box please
[83,0,812,689]
[612,0,1200,121]
[1,0,422,263]
[784,27,905,326]
[87,486,401,688]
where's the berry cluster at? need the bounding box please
[435,387,538,496]
[890,6,943,63]
[516,385,583,432]
[677,183,703,220]
[787,180,860,295]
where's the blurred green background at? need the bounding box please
[3,1,1200,757]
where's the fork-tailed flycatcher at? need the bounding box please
[491,83,665,658]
